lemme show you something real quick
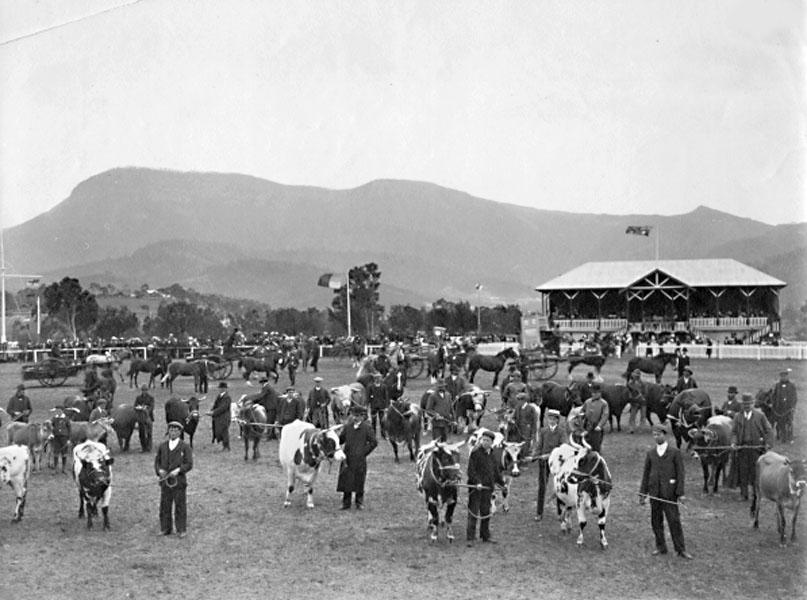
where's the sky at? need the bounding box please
[0,0,804,228]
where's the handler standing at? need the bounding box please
[208,381,231,451]
[7,384,32,423]
[731,393,772,501]
[466,430,505,546]
[337,406,377,510]
[773,368,797,443]
[639,422,692,559]
[535,408,565,521]
[155,421,193,537]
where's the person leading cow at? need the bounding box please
[730,393,773,501]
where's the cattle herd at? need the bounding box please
[0,348,804,571]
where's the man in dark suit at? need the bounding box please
[535,408,565,521]
[337,406,377,510]
[306,376,331,429]
[676,348,690,379]
[154,421,193,537]
[731,393,773,500]
[674,367,697,394]
[772,368,797,443]
[639,422,692,559]
[466,430,505,546]
[208,381,231,450]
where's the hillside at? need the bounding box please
[5,167,805,309]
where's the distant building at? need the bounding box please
[533,259,785,340]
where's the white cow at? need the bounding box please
[278,420,345,509]
[467,428,524,512]
[0,444,32,521]
[73,440,113,530]
[548,442,612,548]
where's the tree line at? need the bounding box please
[9,268,523,343]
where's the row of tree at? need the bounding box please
[9,268,523,343]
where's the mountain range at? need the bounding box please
[4,167,805,310]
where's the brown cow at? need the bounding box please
[7,421,53,472]
[752,451,807,546]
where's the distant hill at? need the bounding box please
[5,167,805,310]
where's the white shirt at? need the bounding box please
[168,438,179,451]
[656,441,668,457]
[744,411,752,420]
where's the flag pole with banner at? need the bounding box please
[318,272,352,337]
[625,225,659,260]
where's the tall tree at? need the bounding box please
[42,277,99,340]
[93,306,140,339]
[330,263,383,336]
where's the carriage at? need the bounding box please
[21,357,85,387]
[184,347,240,380]
[518,347,560,381]
[401,344,435,380]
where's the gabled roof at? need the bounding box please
[535,259,786,291]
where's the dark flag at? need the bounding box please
[317,273,343,289]
[625,225,652,236]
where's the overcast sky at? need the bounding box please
[1,0,804,228]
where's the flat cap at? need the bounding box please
[167,421,184,429]
[481,430,496,440]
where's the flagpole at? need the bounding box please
[655,224,660,261]
[476,284,482,335]
[346,270,352,339]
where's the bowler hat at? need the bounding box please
[16,383,25,391]
[218,381,228,389]
[350,405,367,416]
[741,393,754,403]
[259,378,269,384]
[590,382,602,392]
[481,430,495,440]
[727,386,738,394]
[683,367,693,375]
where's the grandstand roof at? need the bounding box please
[535,259,786,292]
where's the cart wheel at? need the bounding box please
[406,357,425,380]
[530,352,558,381]
[38,358,68,387]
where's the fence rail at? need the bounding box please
[636,343,806,360]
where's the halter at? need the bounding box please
[569,452,612,491]
[418,446,461,492]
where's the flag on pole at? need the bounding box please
[475,283,483,290]
[625,225,652,236]
[317,273,343,289]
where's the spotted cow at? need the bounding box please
[548,443,613,548]
[279,420,345,508]
[73,440,113,530]
[0,444,31,522]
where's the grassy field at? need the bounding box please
[0,354,804,600]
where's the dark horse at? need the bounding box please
[567,354,607,377]
[624,352,677,383]
[468,347,519,387]
[416,440,464,543]
[127,354,169,389]
[239,352,282,383]
[238,400,268,461]
[162,362,204,393]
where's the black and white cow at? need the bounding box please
[72,440,113,530]
[279,420,345,508]
[416,440,465,543]
[0,444,31,522]
[548,443,612,548]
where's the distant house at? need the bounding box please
[533,259,785,339]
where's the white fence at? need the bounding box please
[636,343,806,361]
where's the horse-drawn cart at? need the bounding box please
[21,357,84,387]
[520,347,559,381]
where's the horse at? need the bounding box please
[162,361,204,393]
[237,398,268,461]
[416,440,465,543]
[239,353,282,383]
[426,345,448,382]
[84,351,125,383]
[624,352,678,383]
[467,347,519,387]
[567,354,607,377]
[127,355,168,389]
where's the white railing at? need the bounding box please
[636,343,805,360]
[554,319,627,331]
[30,346,150,362]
